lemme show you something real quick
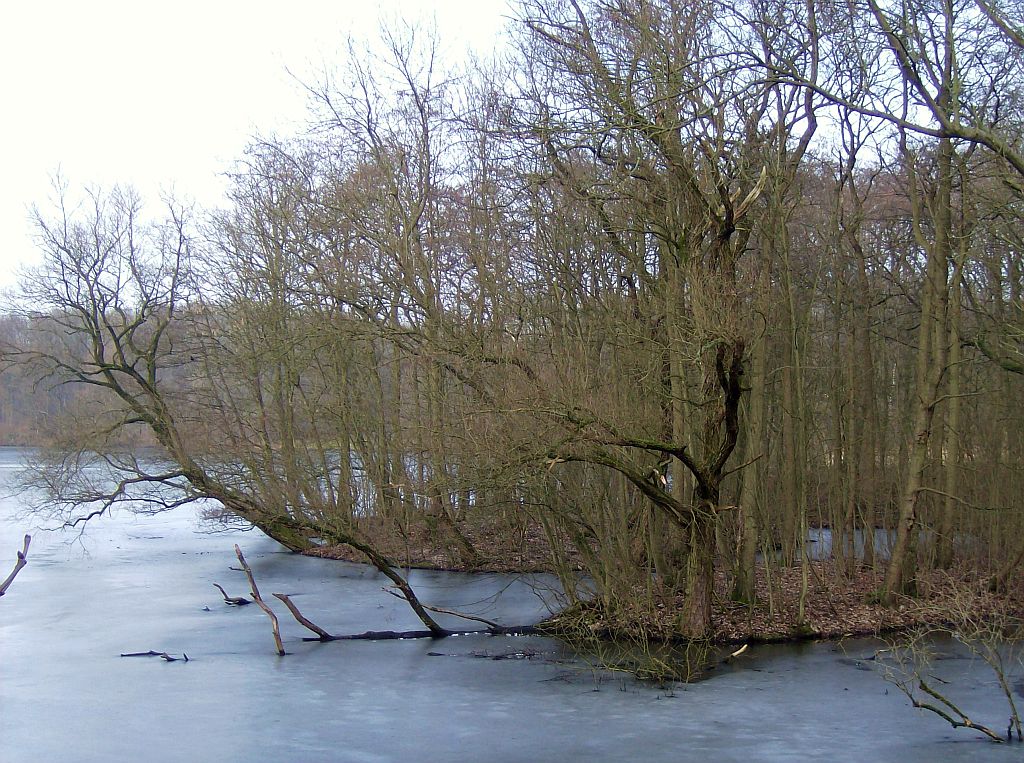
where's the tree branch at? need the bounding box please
[234,545,285,656]
[0,535,31,598]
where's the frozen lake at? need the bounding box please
[1,447,1020,761]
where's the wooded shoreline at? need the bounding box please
[307,530,1024,646]
[3,0,1024,647]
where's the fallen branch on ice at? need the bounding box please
[0,534,31,599]
[213,582,252,606]
[234,545,285,656]
[120,650,189,662]
[227,547,538,650]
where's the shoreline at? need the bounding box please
[305,542,1022,647]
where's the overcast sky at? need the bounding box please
[0,0,511,295]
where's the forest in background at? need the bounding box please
[1,0,1023,643]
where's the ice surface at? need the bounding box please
[1,447,1019,762]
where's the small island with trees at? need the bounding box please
[2,0,1023,707]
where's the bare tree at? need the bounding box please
[1,183,447,635]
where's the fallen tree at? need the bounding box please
[0,187,454,638]
[231,545,537,652]
[234,545,286,655]
[875,585,1024,744]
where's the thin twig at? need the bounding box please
[914,487,1011,512]
[383,588,500,628]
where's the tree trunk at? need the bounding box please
[733,312,767,604]
[680,495,716,639]
[883,136,953,603]
[936,280,961,569]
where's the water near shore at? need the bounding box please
[1,447,1019,761]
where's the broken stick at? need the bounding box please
[234,544,285,655]
[0,534,31,599]
[120,650,189,662]
[213,582,252,606]
[273,593,338,640]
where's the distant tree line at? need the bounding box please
[2,0,1023,640]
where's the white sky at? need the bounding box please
[0,0,512,295]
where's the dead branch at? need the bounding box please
[120,650,189,662]
[226,556,540,648]
[234,545,285,656]
[914,677,1004,742]
[268,578,536,644]
[955,634,1023,741]
[296,625,539,642]
[273,593,338,640]
[273,589,530,642]
[880,637,1005,742]
[213,582,252,606]
[0,534,31,598]
[720,644,749,664]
